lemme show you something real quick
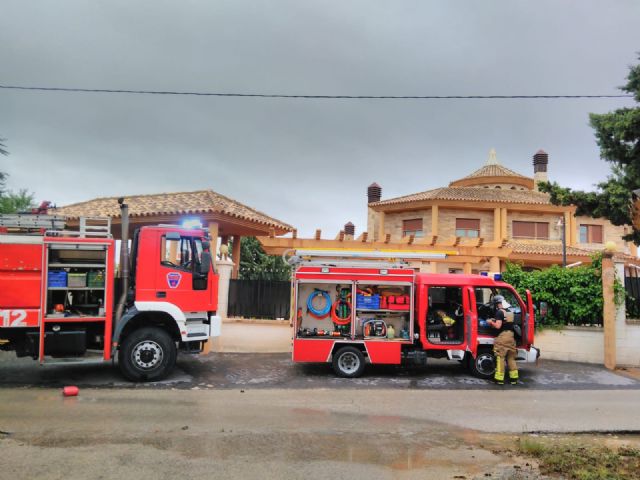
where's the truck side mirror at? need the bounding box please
[200,251,212,275]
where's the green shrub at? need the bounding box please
[502,255,603,327]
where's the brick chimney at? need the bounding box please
[344,222,355,236]
[367,182,382,203]
[533,150,548,191]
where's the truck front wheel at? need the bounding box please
[468,348,496,380]
[332,346,365,378]
[118,327,177,382]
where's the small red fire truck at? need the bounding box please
[0,199,220,381]
[288,249,539,378]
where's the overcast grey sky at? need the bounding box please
[1,0,639,236]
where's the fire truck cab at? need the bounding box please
[289,250,539,379]
[0,205,220,381]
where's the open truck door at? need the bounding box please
[525,289,535,346]
[464,286,478,359]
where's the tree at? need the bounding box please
[1,139,36,213]
[539,56,640,244]
[233,236,291,281]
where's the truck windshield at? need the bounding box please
[161,236,194,271]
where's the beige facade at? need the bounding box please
[365,151,638,271]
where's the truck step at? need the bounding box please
[41,351,106,366]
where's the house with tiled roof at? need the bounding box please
[52,189,293,279]
[366,149,638,273]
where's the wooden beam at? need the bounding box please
[255,236,512,258]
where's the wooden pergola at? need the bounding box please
[52,189,293,279]
[258,229,640,272]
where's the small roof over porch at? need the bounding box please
[52,189,294,278]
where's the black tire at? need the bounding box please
[332,346,366,378]
[468,348,496,380]
[118,327,177,382]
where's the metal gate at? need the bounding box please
[227,279,291,320]
[625,267,640,319]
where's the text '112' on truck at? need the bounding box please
[0,199,221,381]
[287,249,540,379]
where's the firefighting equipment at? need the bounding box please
[307,289,331,319]
[387,324,395,339]
[363,319,387,337]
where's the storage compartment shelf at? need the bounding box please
[48,263,106,268]
[356,308,410,313]
[48,287,105,291]
[44,316,106,322]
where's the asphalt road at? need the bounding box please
[1,351,639,390]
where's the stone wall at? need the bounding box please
[534,327,605,364]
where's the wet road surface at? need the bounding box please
[1,351,639,390]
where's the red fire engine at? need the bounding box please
[288,249,539,378]
[0,199,220,381]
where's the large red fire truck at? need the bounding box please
[288,249,539,378]
[0,200,220,381]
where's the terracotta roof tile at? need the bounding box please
[370,186,551,207]
[507,241,594,257]
[51,190,293,232]
[455,163,531,181]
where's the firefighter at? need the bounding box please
[487,295,519,385]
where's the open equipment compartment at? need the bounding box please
[293,264,416,343]
[354,281,413,341]
[296,280,355,338]
[45,241,109,319]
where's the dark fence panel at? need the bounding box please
[625,269,640,319]
[228,279,291,320]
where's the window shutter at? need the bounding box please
[513,221,535,238]
[402,219,423,232]
[591,225,603,243]
[536,222,549,240]
[456,218,480,230]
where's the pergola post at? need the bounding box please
[231,235,241,279]
[207,221,219,262]
[489,256,500,272]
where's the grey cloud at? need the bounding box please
[1,0,639,237]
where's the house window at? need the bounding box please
[579,224,603,243]
[512,221,549,240]
[455,218,480,238]
[402,218,424,237]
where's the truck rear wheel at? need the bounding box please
[118,327,177,382]
[468,348,496,380]
[332,346,365,378]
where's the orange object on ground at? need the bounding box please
[62,386,79,397]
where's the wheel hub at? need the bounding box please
[132,340,163,370]
[338,352,360,374]
[477,353,495,375]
